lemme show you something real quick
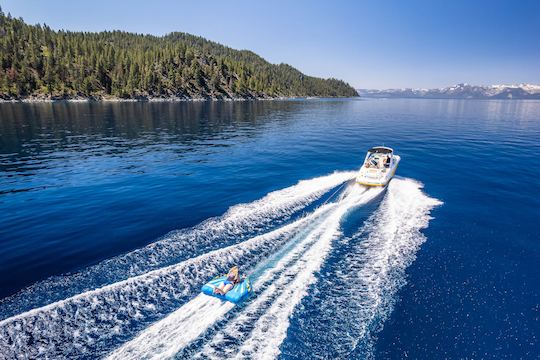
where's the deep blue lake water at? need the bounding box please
[0,99,538,359]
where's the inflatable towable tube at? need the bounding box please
[201,276,253,304]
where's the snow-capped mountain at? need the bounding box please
[357,83,540,99]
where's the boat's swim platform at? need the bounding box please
[201,275,253,304]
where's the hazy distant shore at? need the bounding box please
[357,83,540,100]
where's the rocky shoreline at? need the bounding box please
[0,94,327,103]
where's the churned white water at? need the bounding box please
[279,178,443,359]
[0,172,354,358]
[107,203,340,360]
[0,174,440,360]
[0,170,355,321]
[109,185,383,359]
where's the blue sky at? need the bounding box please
[2,0,539,88]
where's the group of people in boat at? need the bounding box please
[364,153,392,169]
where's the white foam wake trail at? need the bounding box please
[115,186,380,360]
[0,171,354,319]
[106,202,342,360]
[0,202,338,359]
[200,186,384,360]
[344,178,442,357]
[278,178,442,359]
[107,295,235,360]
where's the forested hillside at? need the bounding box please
[0,9,357,100]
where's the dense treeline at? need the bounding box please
[0,9,358,100]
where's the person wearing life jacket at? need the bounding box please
[213,266,240,295]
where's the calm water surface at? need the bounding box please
[0,99,538,359]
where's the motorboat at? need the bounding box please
[356,146,400,186]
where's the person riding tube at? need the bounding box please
[213,266,240,295]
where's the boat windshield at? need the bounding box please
[368,147,393,155]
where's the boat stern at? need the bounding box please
[356,153,400,187]
[355,173,388,187]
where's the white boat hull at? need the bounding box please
[356,155,400,187]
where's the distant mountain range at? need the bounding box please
[357,83,540,99]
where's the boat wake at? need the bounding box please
[0,172,354,358]
[279,178,442,359]
[108,185,382,360]
[0,171,354,320]
[0,173,441,360]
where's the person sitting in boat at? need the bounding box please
[213,266,240,295]
[384,155,391,167]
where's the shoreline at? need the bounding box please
[0,95,350,104]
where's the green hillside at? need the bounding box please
[0,8,358,100]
